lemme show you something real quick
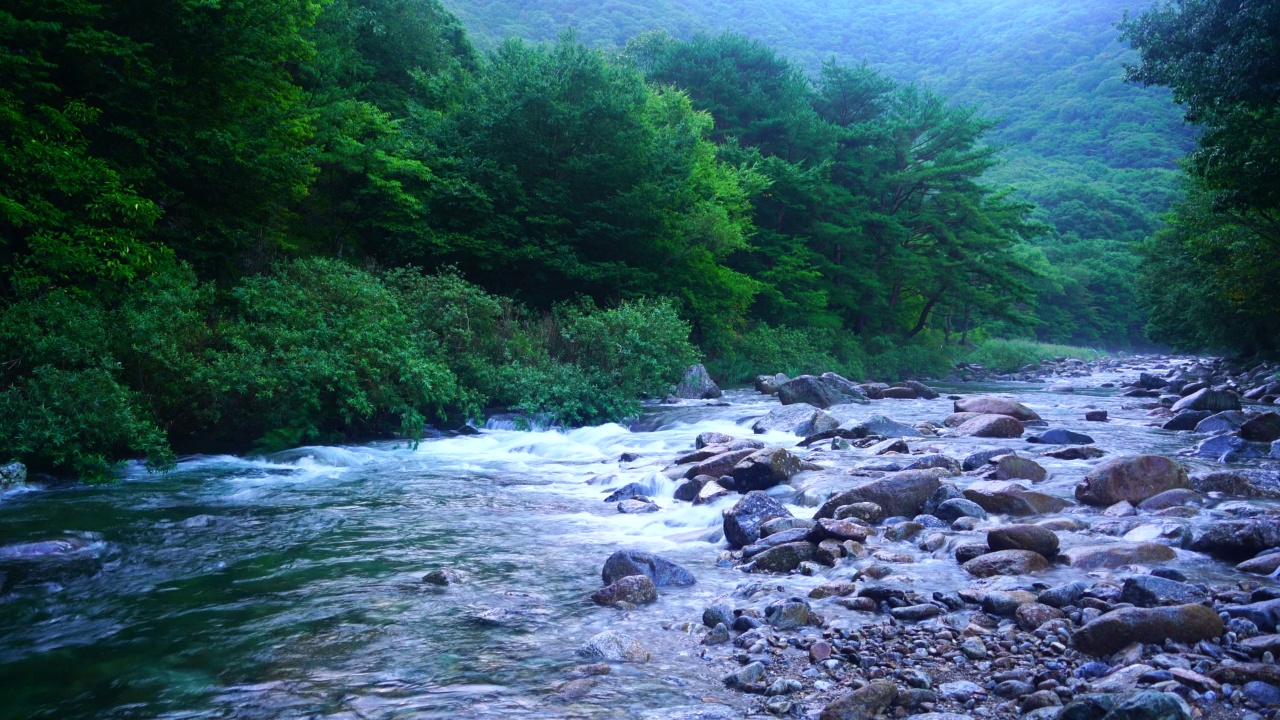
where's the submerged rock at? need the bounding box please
[577,630,651,662]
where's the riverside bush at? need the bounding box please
[962,338,1104,373]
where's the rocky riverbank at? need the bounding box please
[573,356,1280,720]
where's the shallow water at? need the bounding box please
[0,363,1276,719]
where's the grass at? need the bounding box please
[959,338,1106,374]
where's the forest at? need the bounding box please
[1,0,1275,478]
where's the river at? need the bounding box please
[1,362,1275,719]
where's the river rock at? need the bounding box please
[1241,412,1280,442]
[696,431,734,449]
[905,380,940,399]
[674,475,713,502]
[1163,410,1212,431]
[961,448,1016,470]
[814,469,943,519]
[866,438,909,455]
[1119,575,1208,607]
[577,630,651,662]
[765,597,812,628]
[1086,410,1108,422]
[995,454,1047,482]
[1016,602,1065,631]
[1042,445,1106,460]
[1039,581,1087,608]
[806,518,871,543]
[752,404,838,436]
[1137,488,1200,510]
[1060,692,1189,720]
[955,414,1024,438]
[755,373,789,395]
[963,549,1050,577]
[1170,387,1241,413]
[687,449,756,479]
[1194,410,1247,434]
[604,482,648,502]
[819,679,898,720]
[845,414,923,438]
[1059,542,1176,570]
[601,550,696,587]
[778,374,869,408]
[723,660,766,692]
[592,575,658,606]
[963,480,1070,515]
[0,462,26,489]
[882,386,917,399]
[954,396,1042,421]
[1193,433,1267,460]
[987,524,1059,558]
[1191,471,1280,498]
[730,447,806,491]
[724,492,792,548]
[945,412,984,428]
[1238,552,1280,575]
[1075,455,1189,506]
[675,363,722,399]
[1027,428,1096,445]
[1071,604,1223,656]
[423,568,467,585]
[935,498,988,522]
[1189,516,1280,560]
[751,541,817,573]
[694,480,730,505]
[742,528,810,558]
[618,497,660,513]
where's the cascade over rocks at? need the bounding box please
[1075,455,1189,506]
[952,396,1041,421]
[778,373,869,408]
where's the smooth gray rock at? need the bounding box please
[601,550,696,587]
[723,491,793,548]
[675,364,722,399]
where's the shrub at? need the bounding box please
[707,324,866,385]
[206,259,463,451]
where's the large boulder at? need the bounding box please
[778,373,870,408]
[842,415,923,438]
[1190,517,1280,561]
[988,524,1059,558]
[953,396,1042,422]
[1075,455,1189,506]
[994,455,1047,482]
[755,373,789,395]
[955,414,1024,439]
[814,469,944,519]
[674,364,722,399]
[723,492,793,548]
[730,447,807,491]
[0,462,26,490]
[601,550,696,587]
[1190,471,1280,498]
[963,481,1070,516]
[1171,387,1241,413]
[687,449,756,479]
[904,380,940,400]
[752,404,838,436]
[1193,434,1267,461]
[963,549,1050,577]
[1071,604,1223,656]
[1194,410,1247,434]
[1163,410,1212,431]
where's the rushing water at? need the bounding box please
[1,364,1276,719]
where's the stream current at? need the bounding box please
[1,366,1276,719]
